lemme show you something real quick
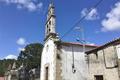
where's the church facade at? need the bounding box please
[40,2,120,80]
[40,2,98,80]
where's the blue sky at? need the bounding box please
[0,0,120,59]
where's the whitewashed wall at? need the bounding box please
[40,39,96,80]
[40,39,57,80]
[60,45,95,80]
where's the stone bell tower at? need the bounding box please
[45,1,56,40]
[40,1,59,80]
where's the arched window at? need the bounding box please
[49,21,51,25]
[47,25,49,34]
[49,29,51,32]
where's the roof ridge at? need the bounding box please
[61,41,99,47]
[86,37,120,54]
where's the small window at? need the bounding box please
[49,21,51,25]
[49,29,51,32]
[94,75,103,80]
[47,25,49,28]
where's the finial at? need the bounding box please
[50,0,54,6]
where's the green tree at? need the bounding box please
[17,43,43,70]
[0,59,15,76]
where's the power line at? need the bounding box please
[60,0,104,39]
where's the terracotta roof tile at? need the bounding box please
[86,38,120,54]
[61,42,99,47]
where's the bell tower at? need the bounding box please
[45,1,56,40]
[41,1,60,80]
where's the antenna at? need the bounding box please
[75,26,86,53]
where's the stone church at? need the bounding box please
[40,2,98,80]
[40,2,120,80]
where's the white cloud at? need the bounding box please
[86,41,96,46]
[81,8,99,20]
[5,54,17,60]
[17,37,26,46]
[0,0,43,12]
[101,2,120,31]
[18,47,25,52]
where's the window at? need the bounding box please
[49,21,51,25]
[47,25,49,28]
[49,29,51,32]
[94,75,103,80]
[45,67,49,80]
[47,25,49,34]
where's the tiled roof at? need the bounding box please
[86,38,120,54]
[61,42,99,48]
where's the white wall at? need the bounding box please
[40,39,96,80]
[40,39,57,80]
[60,45,95,80]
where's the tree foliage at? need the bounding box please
[0,43,43,76]
[0,59,15,76]
[17,43,43,70]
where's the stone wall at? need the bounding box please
[87,45,120,80]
